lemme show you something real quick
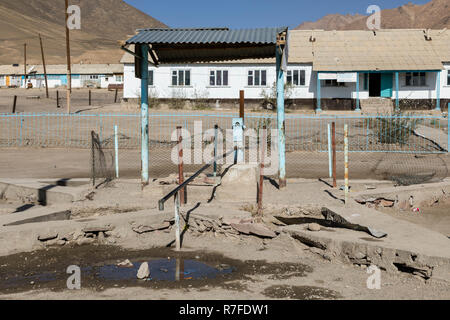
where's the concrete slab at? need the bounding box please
[414,125,448,152]
[0,179,83,205]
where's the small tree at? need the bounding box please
[260,81,293,111]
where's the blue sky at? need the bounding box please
[124,0,430,29]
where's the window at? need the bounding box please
[248,70,267,86]
[210,70,229,86]
[287,69,306,86]
[447,70,450,86]
[148,70,154,86]
[89,75,99,80]
[171,69,190,86]
[323,79,346,87]
[115,75,124,82]
[405,72,426,87]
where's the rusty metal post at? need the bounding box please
[258,126,267,215]
[89,90,91,106]
[39,34,49,98]
[114,88,118,103]
[177,126,185,204]
[344,124,349,204]
[332,121,337,188]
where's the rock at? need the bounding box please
[132,222,171,234]
[117,259,134,268]
[38,232,58,242]
[97,232,106,243]
[230,223,277,238]
[77,238,95,246]
[82,224,114,233]
[137,262,150,279]
[307,223,321,232]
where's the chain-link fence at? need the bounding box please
[0,112,449,184]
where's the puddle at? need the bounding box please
[0,246,313,294]
[262,285,341,300]
[1,258,234,290]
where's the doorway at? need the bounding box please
[369,73,381,97]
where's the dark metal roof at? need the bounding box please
[126,27,286,45]
[124,27,288,65]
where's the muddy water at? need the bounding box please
[0,245,316,296]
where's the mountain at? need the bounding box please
[295,0,450,30]
[0,0,167,65]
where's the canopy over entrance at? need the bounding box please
[123,27,288,66]
[122,27,289,188]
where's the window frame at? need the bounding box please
[446,70,450,86]
[209,69,229,87]
[405,72,427,87]
[171,69,191,87]
[247,69,268,87]
[287,69,306,87]
[322,79,346,87]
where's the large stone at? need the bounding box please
[230,223,277,238]
[37,231,58,242]
[132,222,171,234]
[137,262,150,279]
[308,223,321,232]
[215,164,259,202]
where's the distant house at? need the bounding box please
[121,29,450,111]
[0,64,124,89]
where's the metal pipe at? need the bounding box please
[114,125,119,179]
[276,46,286,188]
[140,44,149,186]
[213,124,218,177]
[258,126,267,215]
[332,121,337,188]
[177,126,185,205]
[174,191,181,251]
[327,123,332,178]
[344,124,349,204]
[159,148,234,211]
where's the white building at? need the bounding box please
[122,29,450,111]
[0,64,124,89]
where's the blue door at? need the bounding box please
[380,73,393,98]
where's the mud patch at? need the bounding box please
[0,245,313,294]
[262,285,341,300]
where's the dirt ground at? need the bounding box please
[0,177,449,300]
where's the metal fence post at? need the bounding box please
[177,126,185,205]
[332,121,337,188]
[327,123,332,178]
[114,125,119,179]
[344,124,349,205]
[174,191,181,251]
[214,124,218,177]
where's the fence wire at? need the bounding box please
[0,112,449,184]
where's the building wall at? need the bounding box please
[124,63,448,102]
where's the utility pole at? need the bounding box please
[65,0,72,113]
[23,43,27,89]
[39,34,49,98]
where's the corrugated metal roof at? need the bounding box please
[124,27,287,64]
[126,27,286,45]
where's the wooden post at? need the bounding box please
[23,43,27,89]
[332,122,337,188]
[38,34,49,98]
[258,126,267,215]
[65,0,72,113]
[89,90,91,106]
[12,96,17,114]
[177,126,185,205]
[239,90,245,121]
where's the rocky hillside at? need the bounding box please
[0,0,167,64]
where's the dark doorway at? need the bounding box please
[369,73,381,97]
